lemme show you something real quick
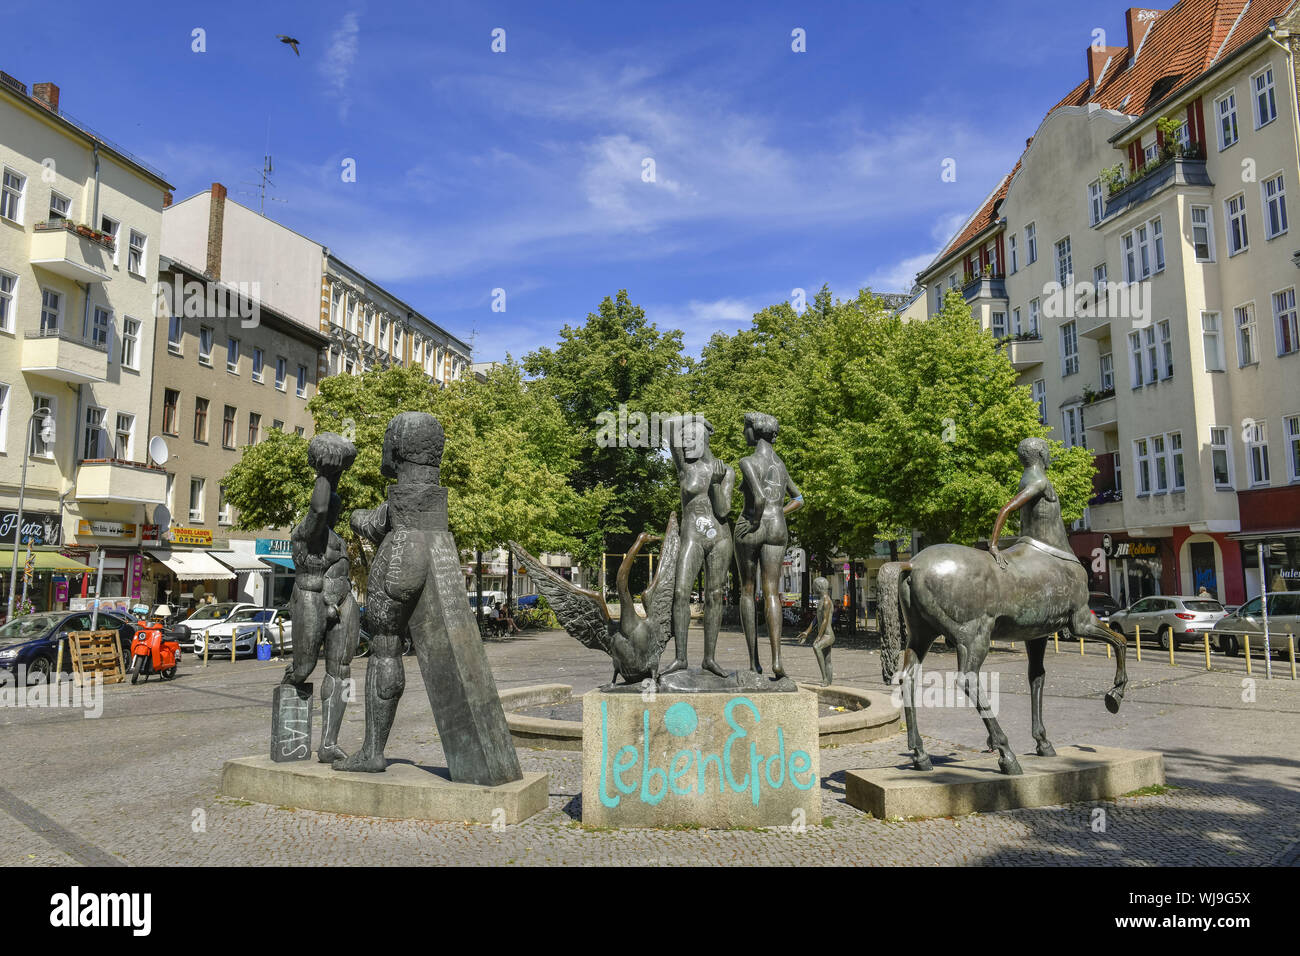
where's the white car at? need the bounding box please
[201,607,294,658]
[181,602,259,652]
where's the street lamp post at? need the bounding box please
[6,411,55,622]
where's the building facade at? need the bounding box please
[917,1,1300,607]
[0,72,171,616]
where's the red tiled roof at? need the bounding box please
[927,0,1296,272]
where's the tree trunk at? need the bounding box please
[506,549,513,613]
[848,557,858,638]
[475,549,484,627]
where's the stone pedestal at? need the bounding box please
[271,683,312,762]
[844,745,1165,819]
[581,687,820,828]
[220,755,549,824]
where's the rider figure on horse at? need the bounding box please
[988,436,1078,571]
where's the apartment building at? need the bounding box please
[144,256,327,609]
[0,72,171,615]
[918,1,1300,606]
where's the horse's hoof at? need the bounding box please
[1036,741,1056,757]
[999,757,1024,776]
[913,755,933,771]
[1105,692,1121,714]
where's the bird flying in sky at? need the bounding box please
[276,35,301,56]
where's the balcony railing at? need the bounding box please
[1103,153,1212,221]
[1001,334,1044,371]
[76,458,168,505]
[33,219,116,251]
[962,273,1007,302]
[21,327,109,383]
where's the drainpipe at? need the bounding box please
[1267,25,1300,188]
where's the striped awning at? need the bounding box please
[0,551,95,573]
[148,549,236,581]
[209,551,273,573]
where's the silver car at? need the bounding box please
[1109,595,1227,650]
[1211,592,1300,657]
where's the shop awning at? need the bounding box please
[262,556,294,570]
[0,551,95,573]
[148,549,236,581]
[209,551,273,574]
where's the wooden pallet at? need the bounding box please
[68,629,126,685]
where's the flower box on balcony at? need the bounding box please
[34,219,116,251]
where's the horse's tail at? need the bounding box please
[878,561,911,684]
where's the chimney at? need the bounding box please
[1088,45,1128,91]
[163,190,173,208]
[1126,8,1164,64]
[31,82,59,111]
[206,182,227,280]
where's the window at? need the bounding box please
[1191,205,1214,261]
[1025,223,1037,264]
[189,478,205,523]
[1245,421,1270,486]
[1135,438,1151,494]
[247,412,261,446]
[0,383,6,453]
[0,269,14,332]
[29,396,53,456]
[1158,319,1173,379]
[1062,404,1083,448]
[331,288,343,325]
[1217,90,1239,149]
[127,230,146,275]
[167,314,183,354]
[115,413,134,460]
[83,406,106,460]
[1263,174,1288,239]
[1093,262,1107,296]
[1011,307,1022,335]
[1273,288,1298,355]
[1225,194,1249,255]
[222,405,237,449]
[218,487,232,525]
[1254,67,1277,127]
[0,168,24,222]
[162,389,179,435]
[1028,298,1040,335]
[252,348,265,382]
[364,311,373,343]
[1211,427,1233,488]
[1285,415,1300,482]
[48,191,69,222]
[227,337,240,373]
[1100,352,1114,391]
[1122,218,1164,279]
[1055,237,1072,284]
[1143,138,1159,163]
[1202,312,1225,370]
[296,364,307,398]
[275,356,287,390]
[294,426,305,437]
[1008,234,1018,273]
[1088,181,1104,226]
[272,419,284,432]
[1152,435,1168,492]
[121,317,139,369]
[194,397,209,443]
[40,289,60,334]
[1236,304,1258,365]
[1060,321,1079,375]
[1129,331,1145,387]
[991,311,1006,339]
[198,326,214,365]
[91,307,111,350]
[100,216,119,265]
[1167,432,1185,492]
[1144,326,1159,384]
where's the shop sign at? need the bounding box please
[1113,540,1159,558]
[0,510,62,547]
[77,520,137,538]
[54,580,69,602]
[141,524,162,545]
[256,538,292,556]
[170,527,213,546]
[130,554,143,599]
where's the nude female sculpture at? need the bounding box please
[797,576,834,685]
[660,415,734,678]
[734,412,803,677]
[281,432,359,763]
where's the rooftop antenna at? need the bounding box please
[238,120,287,215]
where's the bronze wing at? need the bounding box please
[509,541,612,654]
[641,513,680,659]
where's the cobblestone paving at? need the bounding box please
[1,627,1296,866]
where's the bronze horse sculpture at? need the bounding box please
[878,438,1128,775]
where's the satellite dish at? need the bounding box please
[153,504,171,527]
[148,435,169,466]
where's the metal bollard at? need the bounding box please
[1106,643,1112,658]
[1203,632,1211,671]
[1290,635,1296,681]
[277,621,285,657]
[203,632,209,668]
[1053,631,1059,653]
[55,635,65,675]
[1134,625,1141,662]
[1168,634,1176,667]
[231,631,237,664]
[1244,633,1252,675]
[1079,636,1085,656]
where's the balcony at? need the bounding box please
[1103,154,1212,222]
[76,459,168,505]
[21,328,109,383]
[29,221,113,283]
[1083,392,1117,432]
[962,273,1007,303]
[1001,335,1044,371]
[1089,499,1125,532]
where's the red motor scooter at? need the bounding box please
[128,619,180,683]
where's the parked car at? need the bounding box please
[0,610,135,684]
[1211,592,1300,656]
[1109,595,1227,650]
[467,591,507,611]
[182,602,258,653]
[1088,592,1122,626]
[203,607,294,658]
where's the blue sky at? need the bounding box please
[13,0,1123,361]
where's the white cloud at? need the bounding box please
[321,12,361,120]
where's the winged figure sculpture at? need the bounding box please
[509,513,680,685]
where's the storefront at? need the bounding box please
[0,508,80,615]
[255,539,295,607]
[1073,531,1174,606]
[1235,534,1300,600]
[209,546,274,607]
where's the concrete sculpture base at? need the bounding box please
[220,755,549,824]
[844,745,1165,820]
[581,687,820,828]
